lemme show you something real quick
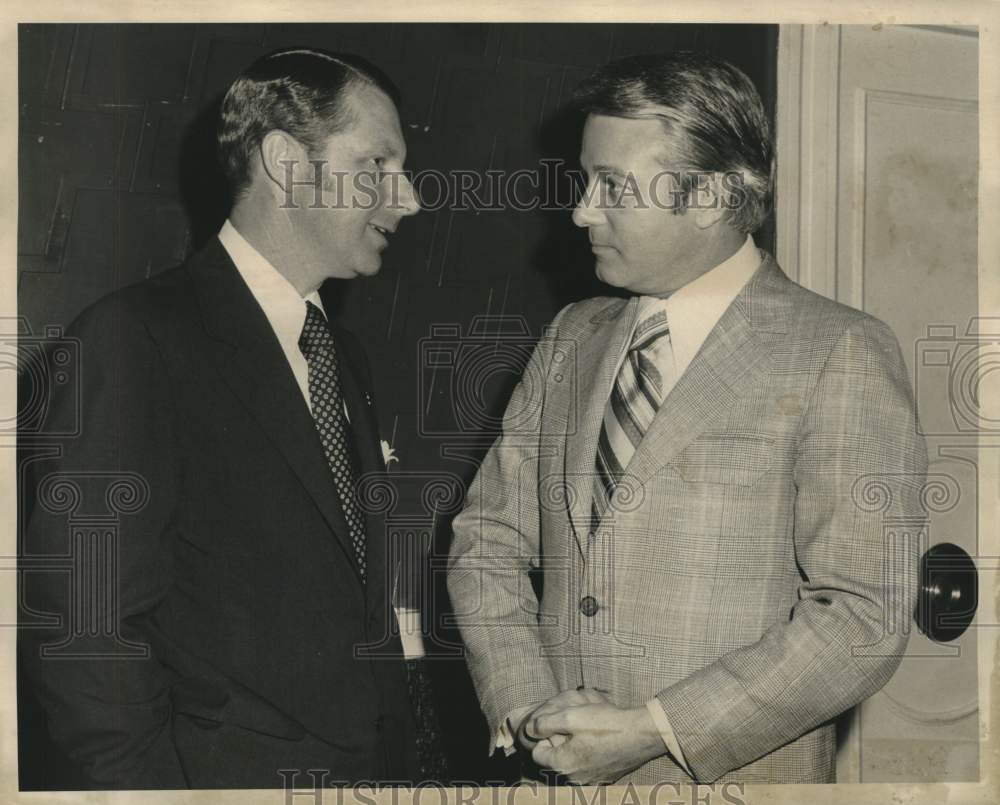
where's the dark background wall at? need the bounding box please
[17,22,777,786]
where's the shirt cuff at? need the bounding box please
[393,607,425,659]
[493,703,540,757]
[496,717,517,757]
[645,698,692,776]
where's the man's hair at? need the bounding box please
[572,52,774,234]
[217,47,402,199]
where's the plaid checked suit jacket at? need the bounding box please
[448,254,927,784]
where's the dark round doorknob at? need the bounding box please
[915,542,977,643]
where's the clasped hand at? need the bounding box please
[515,688,665,785]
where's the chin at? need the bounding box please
[594,260,628,289]
[352,255,384,278]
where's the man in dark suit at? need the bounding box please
[21,48,421,789]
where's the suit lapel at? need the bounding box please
[189,239,363,586]
[564,297,640,543]
[626,256,790,486]
[329,330,383,482]
[331,328,392,614]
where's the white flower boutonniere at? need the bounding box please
[380,440,399,468]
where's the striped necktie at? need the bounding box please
[298,301,367,580]
[592,307,672,532]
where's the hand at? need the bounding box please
[529,701,666,785]
[516,688,607,752]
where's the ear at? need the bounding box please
[689,171,728,230]
[258,129,309,192]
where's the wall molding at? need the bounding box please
[776,24,841,300]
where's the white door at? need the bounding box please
[776,23,981,782]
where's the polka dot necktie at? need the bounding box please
[298,301,367,580]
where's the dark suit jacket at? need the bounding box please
[20,237,417,788]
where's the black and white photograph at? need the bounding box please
[5,3,996,803]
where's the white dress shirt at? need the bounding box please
[218,220,326,412]
[217,220,424,659]
[497,234,763,767]
[623,232,764,399]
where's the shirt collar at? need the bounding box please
[638,234,762,375]
[217,219,326,350]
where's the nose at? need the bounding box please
[389,172,420,217]
[572,177,605,228]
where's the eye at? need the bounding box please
[602,174,622,202]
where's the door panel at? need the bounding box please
[779,23,980,782]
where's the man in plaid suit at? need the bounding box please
[447,53,927,784]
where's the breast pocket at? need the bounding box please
[669,431,776,487]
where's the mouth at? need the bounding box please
[369,223,393,238]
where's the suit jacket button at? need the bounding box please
[579,596,599,617]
